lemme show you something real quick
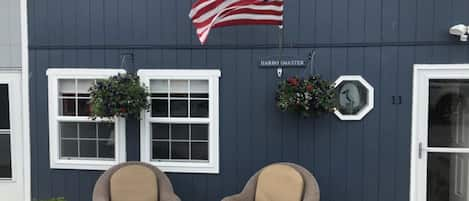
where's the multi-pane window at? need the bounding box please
[47,69,126,170]
[139,70,220,173]
[150,80,209,161]
[57,79,115,160]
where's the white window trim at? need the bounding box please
[410,64,469,201]
[333,75,374,121]
[46,68,127,170]
[138,69,221,174]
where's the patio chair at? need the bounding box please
[222,163,320,201]
[92,161,181,201]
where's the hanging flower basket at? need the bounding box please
[276,75,336,117]
[88,73,150,119]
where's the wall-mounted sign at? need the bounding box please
[334,75,374,121]
[259,56,307,68]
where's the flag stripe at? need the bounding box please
[193,8,282,31]
[196,12,282,35]
[192,0,283,23]
[190,0,284,44]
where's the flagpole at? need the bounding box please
[277,25,284,78]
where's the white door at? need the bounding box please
[0,72,24,201]
[411,64,469,201]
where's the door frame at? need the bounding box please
[20,0,31,199]
[410,64,469,201]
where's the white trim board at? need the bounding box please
[46,68,127,170]
[138,69,221,174]
[20,0,31,199]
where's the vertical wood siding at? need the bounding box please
[28,0,469,201]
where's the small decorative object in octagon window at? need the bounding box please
[334,75,374,120]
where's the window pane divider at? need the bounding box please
[426,147,469,153]
[57,116,115,122]
[149,117,210,124]
[0,129,10,135]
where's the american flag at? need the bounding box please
[189,0,284,44]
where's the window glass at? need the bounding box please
[190,80,208,98]
[190,100,208,117]
[151,123,209,161]
[152,123,169,139]
[170,100,188,117]
[191,142,208,160]
[172,124,189,140]
[170,80,188,98]
[150,80,168,97]
[151,100,168,117]
[61,139,78,157]
[58,79,93,116]
[191,124,209,140]
[0,135,12,178]
[59,122,115,159]
[60,122,78,138]
[171,142,189,159]
[0,84,10,129]
[149,78,211,161]
[153,141,169,159]
[98,140,115,158]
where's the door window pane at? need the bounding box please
[0,84,10,129]
[427,153,469,201]
[0,135,12,178]
[429,79,469,148]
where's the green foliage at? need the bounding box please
[37,198,66,201]
[276,75,336,117]
[89,73,150,119]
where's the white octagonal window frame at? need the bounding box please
[334,75,374,121]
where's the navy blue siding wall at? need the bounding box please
[28,0,469,201]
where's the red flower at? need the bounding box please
[306,84,314,92]
[287,77,299,87]
[119,107,127,113]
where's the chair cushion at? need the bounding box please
[110,165,158,201]
[255,164,304,201]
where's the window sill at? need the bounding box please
[144,160,219,174]
[50,159,121,171]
